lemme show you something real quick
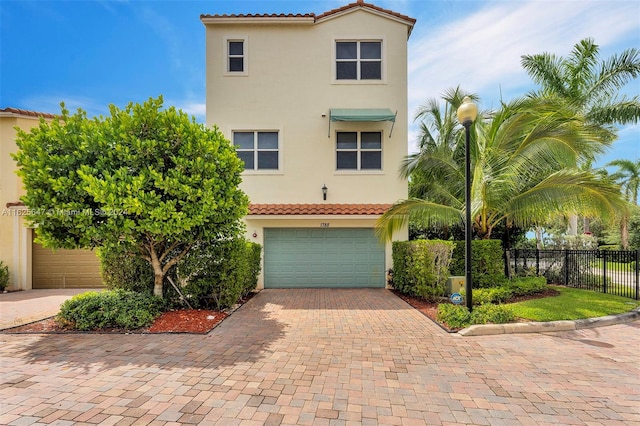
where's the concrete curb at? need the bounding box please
[459,307,640,336]
[0,310,59,330]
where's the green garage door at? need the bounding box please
[264,228,385,288]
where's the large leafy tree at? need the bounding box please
[376,94,626,242]
[14,97,248,297]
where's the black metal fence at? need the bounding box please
[507,249,640,300]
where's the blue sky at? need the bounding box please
[1,0,638,168]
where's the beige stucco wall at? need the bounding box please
[204,9,409,205]
[204,8,412,288]
[0,114,42,290]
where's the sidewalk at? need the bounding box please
[0,289,95,330]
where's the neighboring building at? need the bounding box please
[0,108,102,290]
[201,0,415,288]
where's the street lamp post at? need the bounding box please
[457,96,478,311]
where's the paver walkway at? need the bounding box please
[1,288,639,425]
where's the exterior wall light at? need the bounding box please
[322,184,328,201]
[456,96,478,312]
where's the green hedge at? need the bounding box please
[173,239,262,310]
[99,242,154,294]
[392,239,454,301]
[57,290,163,331]
[0,260,9,291]
[450,240,506,288]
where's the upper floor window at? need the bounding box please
[336,131,382,170]
[336,41,382,80]
[234,131,279,170]
[228,40,244,72]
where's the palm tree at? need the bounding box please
[522,38,640,243]
[608,159,640,205]
[521,37,640,128]
[376,94,626,242]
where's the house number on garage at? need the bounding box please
[320,223,330,228]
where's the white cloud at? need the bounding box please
[406,0,640,152]
[408,0,639,109]
[173,101,206,123]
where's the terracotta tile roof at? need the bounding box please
[0,107,57,119]
[316,0,416,26]
[201,1,415,29]
[249,203,391,215]
[200,12,314,19]
[5,201,25,208]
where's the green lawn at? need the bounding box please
[590,260,637,272]
[508,286,640,322]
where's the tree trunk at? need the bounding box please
[567,215,578,236]
[535,227,543,249]
[621,215,629,250]
[149,244,164,297]
[583,216,590,234]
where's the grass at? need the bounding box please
[590,260,637,272]
[508,286,640,322]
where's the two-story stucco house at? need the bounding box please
[201,0,415,289]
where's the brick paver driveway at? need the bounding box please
[1,289,639,425]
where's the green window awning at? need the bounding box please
[330,108,396,122]
[328,108,397,137]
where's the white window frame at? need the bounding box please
[233,129,282,173]
[335,131,383,171]
[332,37,386,83]
[224,36,248,76]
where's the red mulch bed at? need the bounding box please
[3,293,257,335]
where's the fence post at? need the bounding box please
[602,250,607,294]
[536,249,540,276]
[564,250,569,285]
[636,249,640,300]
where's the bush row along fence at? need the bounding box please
[507,249,639,300]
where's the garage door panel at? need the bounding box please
[32,235,103,289]
[264,228,384,288]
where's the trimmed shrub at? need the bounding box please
[0,260,9,291]
[436,303,472,329]
[471,304,515,324]
[464,276,547,305]
[98,242,154,294]
[436,303,515,329]
[392,239,455,301]
[451,240,506,288]
[57,290,163,331]
[173,239,261,310]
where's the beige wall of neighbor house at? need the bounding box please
[0,111,47,290]
[0,109,102,290]
[202,2,414,289]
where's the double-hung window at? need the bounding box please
[336,40,382,80]
[227,40,244,72]
[336,131,382,170]
[234,131,279,171]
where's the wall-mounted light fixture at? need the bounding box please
[252,231,258,238]
[322,184,328,201]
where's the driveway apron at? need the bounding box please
[1,288,639,425]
